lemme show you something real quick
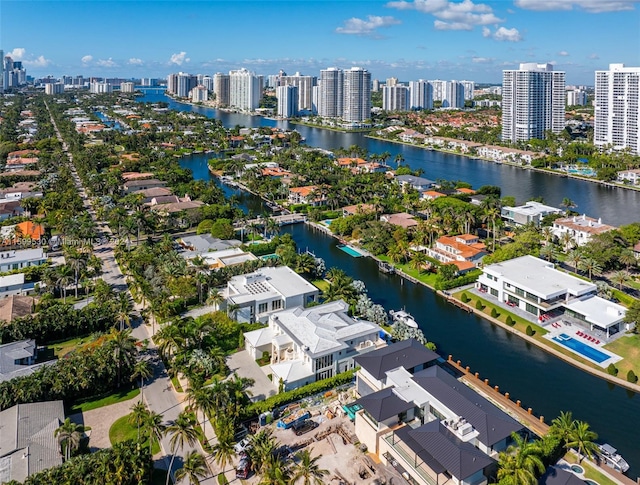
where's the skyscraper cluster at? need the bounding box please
[1,53,27,92]
[501,63,565,143]
[316,67,371,122]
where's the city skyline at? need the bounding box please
[2,0,640,84]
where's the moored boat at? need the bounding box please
[389,309,418,328]
[598,443,630,473]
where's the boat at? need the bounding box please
[598,443,630,473]
[389,309,418,328]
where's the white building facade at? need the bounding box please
[382,85,409,111]
[229,68,261,111]
[343,67,371,122]
[409,80,433,110]
[213,72,230,107]
[318,67,343,118]
[276,85,298,118]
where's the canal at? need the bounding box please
[138,90,640,475]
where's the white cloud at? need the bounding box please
[336,15,401,36]
[97,58,117,68]
[8,48,26,60]
[24,55,51,68]
[387,0,503,30]
[482,26,491,37]
[81,55,93,64]
[514,0,638,12]
[492,26,522,42]
[558,51,570,56]
[169,52,190,65]
[588,53,600,59]
[128,58,143,65]
[472,56,494,63]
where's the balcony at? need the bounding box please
[383,433,439,485]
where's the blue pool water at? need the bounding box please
[338,244,363,257]
[552,333,609,364]
[323,219,333,226]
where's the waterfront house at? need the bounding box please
[551,215,616,247]
[225,266,319,324]
[0,400,65,482]
[130,187,173,203]
[244,300,385,390]
[123,178,167,195]
[0,339,52,382]
[178,234,242,254]
[342,203,376,217]
[421,190,447,201]
[351,341,522,485]
[425,234,486,272]
[121,171,155,181]
[0,201,24,221]
[617,168,640,185]
[501,201,563,228]
[288,185,328,206]
[476,145,541,165]
[395,175,437,192]
[380,213,419,229]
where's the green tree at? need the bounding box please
[497,433,545,485]
[289,448,329,485]
[567,421,599,463]
[166,411,200,485]
[55,418,85,461]
[550,411,575,449]
[175,450,209,485]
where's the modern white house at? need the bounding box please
[617,169,640,185]
[501,201,563,227]
[225,266,319,324]
[0,339,53,382]
[244,300,385,390]
[0,273,33,298]
[395,175,437,192]
[552,215,616,246]
[0,248,47,273]
[351,341,522,485]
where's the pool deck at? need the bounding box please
[542,323,622,368]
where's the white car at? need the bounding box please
[234,438,251,454]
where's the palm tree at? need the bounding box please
[619,249,637,271]
[108,327,137,388]
[65,248,88,299]
[55,418,84,461]
[566,249,583,273]
[579,257,602,280]
[497,433,545,485]
[132,359,153,399]
[115,291,134,331]
[551,411,575,450]
[611,270,630,290]
[143,409,166,456]
[211,416,236,473]
[166,411,200,485]
[567,421,599,463]
[129,400,149,442]
[409,250,428,274]
[55,264,74,302]
[559,231,574,253]
[259,454,290,485]
[561,197,577,213]
[174,450,209,485]
[186,385,216,433]
[289,448,329,485]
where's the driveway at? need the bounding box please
[226,350,277,402]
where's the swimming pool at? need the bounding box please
[337,244,364,257]
[552,333,609,364]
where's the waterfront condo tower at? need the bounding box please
[213,73,230,107]
[343,67,371,123]
[382,85,409,111]
[409,80,433,110]
[229,68,261,112]
[501,63,565,143]
[278,72,316,112]
[595,63,640,155]
[276,85,298,118]
[319,67,344,118]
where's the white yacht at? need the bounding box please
[389,309,418,328]
[598,443,630,473]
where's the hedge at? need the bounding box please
[475,300,484,310]
[627,370,637,383]
[433,270,482,291]
[506,316,514,326]
[607,363,618,376]
[242,368,357,419]
[490,308,499,318]
[461,293,469,303]
[526,325,534,336]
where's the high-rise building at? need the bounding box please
[319,67,343,118]
[460,80,475,100]
[343,67,371,122]
[201,75,213,92]
[429,80,447,101]
[229,68,261,111]
[2,55,26,89]
[443,81,465,109]
[382,85,409,111]
[279,72,316,112]
[595,63,640,155]
[141,78,157,87]
[0,50,3,93]
[90,81,113,94]
[120,82,135,93]
[191,85,208,103]
[372,79,380,93]
[502,63,565,143]
[566,89,587,106]
[409,80,433,110]
[213,73,230,107]
[277,85,298,118]
[45,83,64,95]
[386,77,399,87]
[176,72,197,98]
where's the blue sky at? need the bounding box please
[2,0,640,84]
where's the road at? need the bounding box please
[45,102,217,484]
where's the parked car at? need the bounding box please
[236,454,252,479]
[234,437,251,454]
[292,419,319,436]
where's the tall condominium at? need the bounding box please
[460,80,475,100]
[229,69,261,111]
[595,63,640,155]
[319,67,343,118]
[409,80,433,110]
[279,72,316,112]
[382,85,409,111]
[429,80,447,101]
[566,89,587,106]
[166,72,196,98]
[343,67,371,122]
[443,81,465,109]
[191,85,208,103]
[201,75,214,92]
[386,77,399,87]
[276,85,298,118]
[502,63,565,143]
[372,79,380,93]
[0,50,3,93]
[213,73,230,107]
[120,82,135,93]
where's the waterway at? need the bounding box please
[138,89,640,475]
[138,88,640,226]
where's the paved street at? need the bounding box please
[46,102,216,484]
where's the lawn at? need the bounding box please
[377,255,440,288]
[70,388,140,414]
[311,278,329,292]
[603,333,640,378]
[109,413,161,454]
[37,334,99,362]
[563,453,618,485]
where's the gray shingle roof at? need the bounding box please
[353,387,414,422]
[397,420,495,480]
[539,467,587,485]
[354,338,439,380]
[413,366,522,447]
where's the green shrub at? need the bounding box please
[627,370,637,383]
[490,308,498,318]
[475,300,484,310]
[242,368,357,419]
[525,325,534,336]
[607,363,618,376]
[433,269,481,290]
[461,293,469,303]
[506,316,514,326]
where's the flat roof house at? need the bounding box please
[395,175,437,192]
[351,341,522,485]
[225,266,319,323]
[501,201,563,227]
[123,178,167,194]
[244,300,385,390]
[0,249,47,273]
[0,339,54,383]
[0,401,64,483]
